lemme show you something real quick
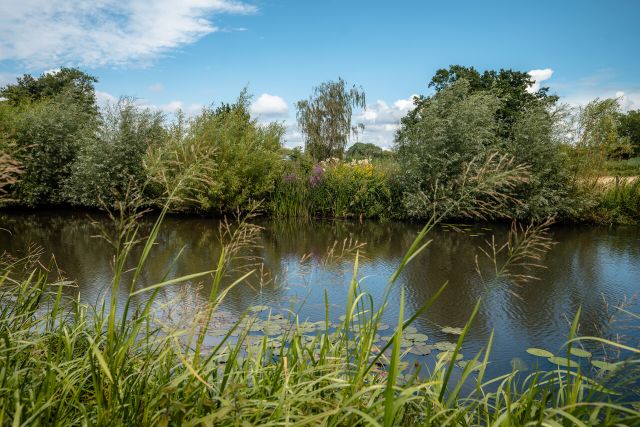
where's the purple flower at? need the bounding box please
[284,172,297,183]
[308,164,325,187]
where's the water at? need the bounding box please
[2,208,640,377]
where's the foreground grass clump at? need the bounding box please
[1,210,639,426]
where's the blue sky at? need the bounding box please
[1,0,639,147]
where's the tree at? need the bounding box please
[345,142,384,160]
[65,98,166,207]
[0,68,98,116]
[396,70,577,220]
[296,78,365,160]
[146,91,285,212]
[0,69,99,205]
[618,109,640,157]
[427,65,558,138]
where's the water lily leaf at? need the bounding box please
[438,351,463,362]
[377,323,390,331]
[570,348,592,358]
[591,360,617,371]
[404,326,418,334]
[405,333,428,342]
[434,341,456,352]
[548,356,579,368]
[526,348,554,358]
[441,326,463,335]
[408,344,433,356]
[249,305,269,313]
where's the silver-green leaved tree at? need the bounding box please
[296,78,365,161]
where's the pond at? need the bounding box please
[2,208,640,378]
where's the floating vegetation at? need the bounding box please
[591,360,618,371]
[441,326,463,335]
[569,348,592,358]
[526,347,554,358]
[548,356,580,368]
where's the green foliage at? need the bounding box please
[618,109,640,156]
[396,69,579,220]
[0,69,99,206]
[428,65,558,137]
[296,78,366,160]
[589,178,640,224]
[7,98,97,205]
[0,68,98,116]
[65,98,166,207]
[604,157,640,177]
[147,92,285,213]
[345,142,385,160]
[271,158,393,219]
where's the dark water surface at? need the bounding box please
[2,209,640,377]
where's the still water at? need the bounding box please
[2,209,640,377]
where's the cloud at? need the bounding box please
[148,83,164,93]
[0,72,18,87]
[0,0,257,68]
[158,100,203,115]
[527,68,554,93]
[250,93,289,117]
[96,90,118,107]
[354,95,417,148]
[95,90,203,115]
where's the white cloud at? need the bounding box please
[96,90,118,107]
[0,72,18,87]
[95,90,203,115]
[0,0,256,68]
[159,100,203,115]
[148,83,164,93]
[353,95,417,149]
[527,68,554,93]
[250,93,289,117]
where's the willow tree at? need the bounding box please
[296,78,365,160]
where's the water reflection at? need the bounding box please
[1,209,639,377]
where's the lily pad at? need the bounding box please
[438,351,463,362]
[408,344,433,356]
[548,356,579,368]
[404,326,418,334]
[441,326,463,335]
[405,333,429,342]
[434,341,457,352]
[526,348,554,358]
[249,305,268,312]
[569,348,592,358]
[591,360,617,371]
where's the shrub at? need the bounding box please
[65,98,167,207]
[146,92,285,213]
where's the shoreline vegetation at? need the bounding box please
[0,66,639,224]
[1,67,640,424]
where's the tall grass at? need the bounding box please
[1,200,639,425]
[590,178,640,224]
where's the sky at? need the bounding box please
[1,0,639,148]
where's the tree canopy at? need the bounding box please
[296,78,366,160]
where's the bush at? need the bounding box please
[7,97,96,205]
[395,78,578,220]
[65,98,166,207]
[272,157,393,219]
[146,92,285,213]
